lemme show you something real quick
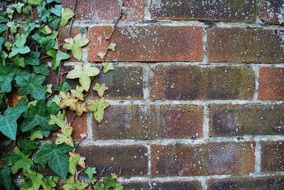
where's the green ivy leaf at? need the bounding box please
[56,82,71,92]
[34,143,71,179]
[25,52,40,66]
[0,64,15,93]
[85,167,96,183]
[11,147,33,174]
[69,153,80,175]
[28,0,43,5]
[33,64,50,76]
[67,64,100,91]
[102,62,114,73]
[0,166,12,190]
[60,8,74,27]
[23,170,45,190]
[0,37,4,52]
[87,98,109,123]
[47,49,70,70]
[0,100,28,140]
[63,34,89,61]
[18,139,38,155]
[93,83,109,97]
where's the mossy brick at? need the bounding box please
[261,141,284,172]
[88,26,202,62]
[151,0,256,23]
[93,104,203,140]
[78,145,148,177]
[151,142,255,176]
[208,28,284,63]
[259,67,284,100]
[150,66,255,100]
[209,104,284,136]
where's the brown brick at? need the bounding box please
[96,66,144,100]
[151,181,202,190]
[209,104,284,136]
[78,145,148,176]
[261,141,284,172]
[259,0,284,25]
[58,27,83,45]
[208,176,284,190]
[150,66,255,100]
[259,67,284,100]
[66,111,87,141]
[151,142,255,176]
[123,182,150,190]
[62,0,144,21]
[151,0,256,23]
[93,104,203,140]
[208,28,284,63]
[88,26,202,62]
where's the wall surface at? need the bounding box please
[61,0,284,189]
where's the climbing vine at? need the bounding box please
[0,0,122,189]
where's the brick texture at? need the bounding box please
[88,26,203,62]
[151,181,202,190]
[259,0,284,25]
[208,177,284,190]
[151,0,257,23]
[259,67,284,100]
[209,104,284,136]
[150,66,255,100]
[208,28,284,63]
[93,104,203,140]
[151,142,255,176]
[78,145,148,177]
[261,141,284,172]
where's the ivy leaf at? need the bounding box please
[24,170,44,190]
[67,64,100,91]
[93,83,109,97]
[30,130,44,141]
[70,86,84,101]
[84,167,96,183]
[59,92,78,111]
[34,143,71,179]
[0,100,28,140]
[49,112,66,129]
[56,82,71,92]
[102,62,114,73]
[55,125,74,147]
[21,100,51,132]
[75,103,88,116]
[60,8,74,27]
[47,49,70,70]
[63,180,88,190]
[0,37,4,52]
[9,46,30,58]
[0,64,15,93]
[33,64,50,76]
[25,52,40,66]
[68,153,80,175]
[108,43,116,52]
[17,75,47,100]
[87,99,109,123]
[0,166,12,190]
[28,0,42,5]
[11,147,33,174]
[18,139,38,155]
[63,34,89,61]
[12,3,25,14]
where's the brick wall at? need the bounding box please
[61,0,284,189]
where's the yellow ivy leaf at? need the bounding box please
[49,112,67,128]
[63,34,89,61]
[97,52,106,60]
[71,86,84,101]
[55,125,74,147]
[102,62,114,73]
[108,43,116,52]
[68,153,80,175]
[75,103,87,116]
[87,99,109,123]
[66,64,100,91]
[93,83,109,97]
[59,92,78,111]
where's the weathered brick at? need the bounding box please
[209,104,284,136]
[151,142,255,176]
[62,0,144,21]
[259,0,284,25]
[78,145,148,176]
[151,181,202,190]
[208,28,284,63]
[93,104,203,140]
[58,26,83,45]
[207,176,284,190]
[151,0,256,23]
[67,111,87,141]
[122,182,150,190]
[88,26,202,62]
[259,67,284,100]
[261,141,284,172]
[96,66,144,100]
[150,66,255,100]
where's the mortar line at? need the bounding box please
[203,104,209,139]
[202,27,208,64]
[144,0,152,21]
[255,141,262,173]
[147,144,152,176]
[251,64,260,100]
[200,178,208,190]
[86,112,94,140]
[143,66,151,101]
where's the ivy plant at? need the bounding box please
[0,0,122,189]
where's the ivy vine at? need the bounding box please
[0,0,122,189]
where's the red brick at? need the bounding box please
[259,67,284,100]
[261,141,284,172]
[151,181,202,190]
[66,111,87,141]
[209,104,284,136]
[78,145,148,176]
[208,176,284,190]
[151,0,256,23]
[151,142,255,176]
[208,28,284,63]
[150,66,255,100]
[62,0,144,21]
[93,104,203,140]
[122,182,150,190]
[88,26,202,62]
[259,0,284,25]
[96,66,144,100]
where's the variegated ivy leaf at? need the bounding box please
[97,52,106,60]
[75,103,87,117]
[102,62,114,73]
[68,153,80,175]
[108,43,116,52]
[93,83,109,97]
[70,86,84,101]
[87,99,109,123]
[66,64,100,91]
[60,8,74,27]
[63,34,89,61]
[55,125,74,147]
[59,92,78,111]
[49,112,66,129]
